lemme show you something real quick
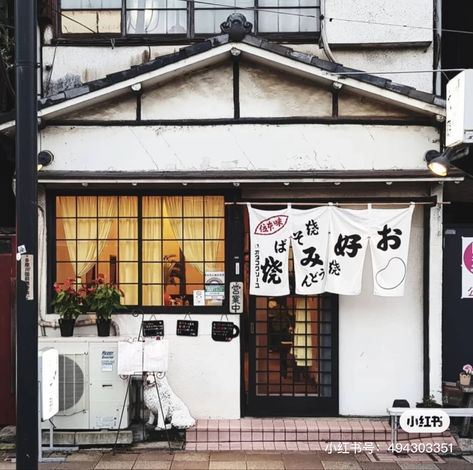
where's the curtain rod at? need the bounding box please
[224,201,449,206]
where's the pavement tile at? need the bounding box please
[58,462,98,470]
[230,443,243,451]
[397,464,439,470]
[94,461,135,470]
[246,452,282,461]
[170,462,209,470]
[39,464,59,470]
[263,443,276,451]
[0,465,15,470]
[99,454,138,462]
[67,453,102,462]
[359,464,401,470]
[210,452,246,461]
[209,462,246,470]
[132,462,171,470]
[219,430,231,441]
[173,452,209,461]
[247,461,284,470]
[440,460,473,470]
[135,453,174,462]
[321,462,362,470]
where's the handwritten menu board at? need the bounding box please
[176,320,199,337]
[211,321,240,342]
[142,320,165,337]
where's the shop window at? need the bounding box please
[57,0,320,38]
[54,194,225,309]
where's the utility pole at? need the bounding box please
[15,0,38,467]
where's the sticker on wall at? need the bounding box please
[462,237,473,299]
[248,204,291,296]
[205,271,225,306]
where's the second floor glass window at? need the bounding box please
[58,0,320,39]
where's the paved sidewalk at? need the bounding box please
[2,450,473,470]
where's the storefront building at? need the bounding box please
[0,12,457,421]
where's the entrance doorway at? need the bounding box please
[241,206,339,416]
[246,294,338,416]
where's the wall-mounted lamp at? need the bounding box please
[425,146,470,177]
[37,150,54,171]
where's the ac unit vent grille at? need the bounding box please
[57,354,86,415]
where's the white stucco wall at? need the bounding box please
[324,0,432,46]
[339,206,424,415]
[39,124,439,174]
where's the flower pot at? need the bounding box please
[59,318,75,337]
[97,319,111,337]
[460,373,471,386]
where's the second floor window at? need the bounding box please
[59,0,320,39]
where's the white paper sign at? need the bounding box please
[248,204,291,296]
[229,281,244,313]
[462,237,473,299]
[291,206,331,295]
[325,208,370,296]
[369,205,414,296]
[117,339,169,374]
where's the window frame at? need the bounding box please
[47,189,235,315]
[53,0,321,44]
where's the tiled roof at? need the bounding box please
[0,32,445,125]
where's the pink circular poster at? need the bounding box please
[463,242,473,273]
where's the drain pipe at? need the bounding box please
[320,0,337,63]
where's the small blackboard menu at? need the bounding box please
[176,320,199,337]
[142,320,164,337]
[212,321,240,342]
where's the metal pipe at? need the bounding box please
[320,0,337,63]
[225,201,450,206]
[37,177,464,184]
[15,0,39,466]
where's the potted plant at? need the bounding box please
[416,394,442,408]
[460,364,473,386]
[52,278,83,336]
[87,274,124,336]
[162,255,181,306]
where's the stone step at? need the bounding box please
[185,418,454,447]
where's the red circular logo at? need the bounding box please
[463,242,473,273]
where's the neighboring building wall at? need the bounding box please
[40,0,435,94]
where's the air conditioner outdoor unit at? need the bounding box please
[38,337,130,430]
[446,69,473,148]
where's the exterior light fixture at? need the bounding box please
[37,150,54,171]
[425,150,449,177]
[425,146,470,177]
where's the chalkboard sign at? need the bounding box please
[212,321,240,342]
[142,320,164,337]
[176,320,199,337]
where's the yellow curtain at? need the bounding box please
[293,297,313,367]
[163,196,224,273]
[204,196,224,271]
[57,196,116,278]
[142,196,162,305]
[118,196,138,305]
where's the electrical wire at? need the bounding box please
[3,6,473,36]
